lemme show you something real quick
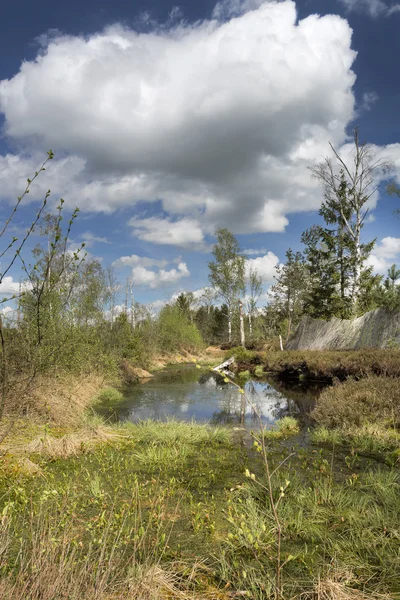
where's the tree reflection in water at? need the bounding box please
[94,366,327,427]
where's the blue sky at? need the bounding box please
[1,0,400,308]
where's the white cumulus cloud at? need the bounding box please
[113,254,170,268]
[367,237,400,273]
[129,217,205,248]
[0,276,22,295]
[0,1,360,237]
[131,262,190,288]
[245,252,280,282]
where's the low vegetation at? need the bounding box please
[312,377,400,429]
[93,386,124,405]
[311,377,400,462]
[1,419,399,599]
[229,346,400,381]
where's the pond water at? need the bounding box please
[95,365,322,427]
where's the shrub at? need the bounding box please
[157,306,204,353]
[237,370,251,382]
[263,416,299,439]
[258,349,400,380]
[225,346,257,363]
[312,377,400,428]
[94,387,123,405]
[276,416,299,433]
[254,365,265,378]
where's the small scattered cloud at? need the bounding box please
[245,252,280,282]
[0,276,22,295]
[131,262,190,289]
[361,91,379,112]
[81,231,111,247]
[243,248,268,256]
[129,217,205,249]
[113,254,170,269]
[339,0,400,17]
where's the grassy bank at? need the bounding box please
[1,418,399,599]
[227,347,400,381]
[311,377,400,464]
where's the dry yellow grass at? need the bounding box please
[298,569,395,600]
[23,426,127,459]
[31,372,108,425]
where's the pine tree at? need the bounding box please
[301,225,341,319]
[269,249,308,341]
[310,129,390,313]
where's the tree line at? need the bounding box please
[191,130,400,345]
[1,130,399,427]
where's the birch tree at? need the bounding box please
[208,228,245,343]
[310,129,391,312]
[247,267,263,338]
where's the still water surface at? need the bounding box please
[95,365,321,427]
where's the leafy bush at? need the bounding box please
[276,416,299,433]
[254,365,265,378]
[157,305,203,353]
[237,370,251,382]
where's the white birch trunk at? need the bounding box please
[228,311,232,343]
[248,313,252,337]
[239,300,245,347]
[279,335,284,351]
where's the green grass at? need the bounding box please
[93,386,123,405]
[263,416,300,439]
[312,424,400,456]
[1,419,399,599]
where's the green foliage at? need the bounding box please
[301,224,346,319]
[223,465,400,598]
[94,387,123,405]
[237,369,251,382]
[276,416,299,433]
[312,424,400,454]
[2,417,399,598]
[157,305,203,353]
[269,248,308,341]
[208,228,245,342]
[225,346,256,363]
[263,416,299,439]
[371,263,400,311]
[254,365,265,378]
[0,161,207,423]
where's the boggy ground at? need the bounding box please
[229,347,400,382]
[1,348,399,599]
[1,414,399,600]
